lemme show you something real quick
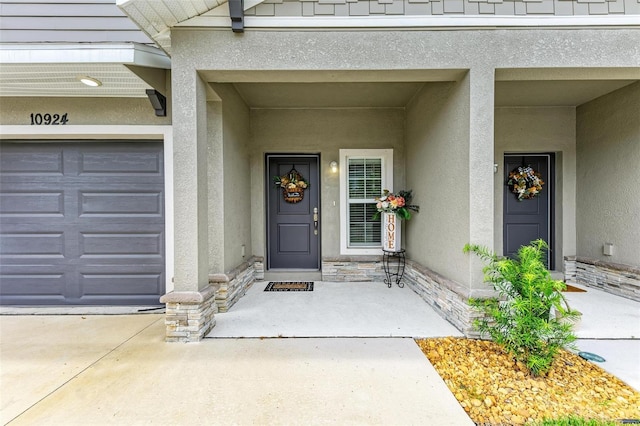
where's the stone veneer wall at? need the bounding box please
[564,256,640,301]
[321,256,386,282]
[403,260,480,337]
[161,257,264,342]
[210,256,264,312]
[160,286,218,342]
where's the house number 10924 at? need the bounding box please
[30,113,69,125]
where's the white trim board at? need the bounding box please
[179,14,640,29]
[0,44,170,69]
[0,125,175,294]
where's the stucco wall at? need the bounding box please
[494,107,577,270]
[405,81,471,286]
[208,84,253,273]
[249,108,405,259]
[0,97,170,125]
[576,82,640,267]
[167,27,639,294]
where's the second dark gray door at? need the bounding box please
[503,154,553,269]
[267,155,320,270]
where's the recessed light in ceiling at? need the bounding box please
[77,76,102,87]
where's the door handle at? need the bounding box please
[313,207,318,235]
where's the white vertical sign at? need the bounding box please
[383,212,401,252]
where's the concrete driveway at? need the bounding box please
[0,314,473,425]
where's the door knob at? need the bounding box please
[313,207,318,235]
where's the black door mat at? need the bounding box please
[264,282,314,292]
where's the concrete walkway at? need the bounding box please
[0,314,473,425]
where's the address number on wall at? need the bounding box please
[30,113,69,125]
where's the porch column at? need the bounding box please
[160,70,216,342]
[468,66,496,296]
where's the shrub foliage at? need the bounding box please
[464,239,578,376]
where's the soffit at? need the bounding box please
[0,44,170,98]
[117,0,231,55]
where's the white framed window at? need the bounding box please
[339,149,393,255]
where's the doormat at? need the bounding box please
[264,282,314,292]
[563,284,587,292]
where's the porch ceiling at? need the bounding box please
[229,79,638,109]
[495,80,637,107]
[232,82,425,108]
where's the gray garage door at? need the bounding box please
[0,141,165,306]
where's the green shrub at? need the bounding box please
[463,239,578,376]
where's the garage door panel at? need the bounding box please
[78,148,162,177]
[79,191,163,218]
[0,190,65,218]
[0,231,66,258]
[79,271,163,297]
[0,267,67,298]
[79,231,163,260]
[0,147,64,176]
[0,141,165,306]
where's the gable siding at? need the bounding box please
[242,0,640,17]
[0,0,153,44]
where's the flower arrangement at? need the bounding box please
[507,166,544,201]
[273,168,309,203]
[373,189,420,220]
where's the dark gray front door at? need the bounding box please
[0,141,165,305]
[503,154,554,269]
[267,155,320,270]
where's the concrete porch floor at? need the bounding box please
[207,281,464,338]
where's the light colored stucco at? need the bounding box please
[249,107,405,259]
[170,28,639,73]
[576,82,640,266]
[405,81,472,287]
[0,97,170,125]
[206,99,225,274]
[208,83,253,272]
[166,26,639,294]
[171,70,210,291]
[494,106,577,271]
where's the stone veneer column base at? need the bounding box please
[209,256,264,312]
[565,256,640,301]
[160,285,217,342]
[403,260,482,337]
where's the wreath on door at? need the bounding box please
[507,165,544,201]
[273,168,309,203]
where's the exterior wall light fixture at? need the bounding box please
[77,76,102,87]
[330,161,339,173]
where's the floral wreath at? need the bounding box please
[507,165,544,201]
[273,168,309,203]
